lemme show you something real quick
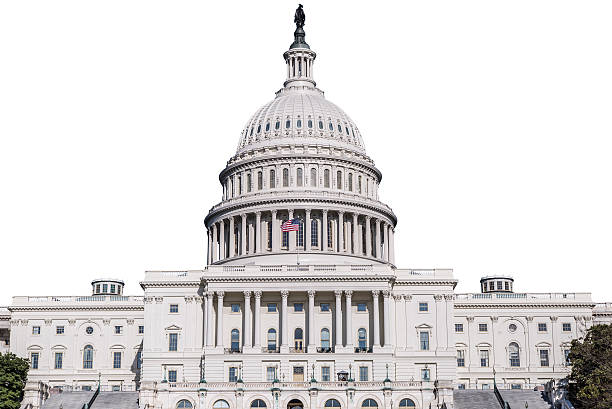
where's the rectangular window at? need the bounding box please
[110,284,116,293]
[496,281,503,290]
[419,331,429,350]
[327,220,333,248]
[138,325,144,334]
[357,303,367,312]
[113,351,121,369]
[168,369,177,383]
[54,352,63,369]
[321,366,330,382]
[56,326,64,335]
[231,304,240,313]
[267,303,277,312]
[505,282,510,291]
[564,349,571,365]
[229,367,238,382]
[95,284,100,293]
[30,352,39,369]
[267,222,272,250]
[419,302,429,312]
[479,323,488,332]
[421,368,430,381]
[538,323,547,332]
[457,350,465,367]
[169,304,179,313]
[114,325,122,334]
[458,384,466,390]
[511,383,522,390]
[480,350,489,367]
[540,349,550,367]
[32,326,41,335]
[320,303,330,312]
[359,366,368,381]
[562,323,571,332]
[102,283,108,293]
[169,333,178,351]
[82,386,92,391]
[136,351,142,369]
[455,323,464,333]
[294,303,303,312]
[266,367,276,382]
[482,384,490,390]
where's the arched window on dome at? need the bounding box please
[213,400,230,409]
[358,175,362,194]
[328,122,334,131]
[282,168,289,187]
[270,170,276,189]
[311,219,318,247]
[286,120,291,129]
[297,119,302,128]
[251,399,267,408]
[338,123,342,133]
[319,120,324,130]
[297,168,303,187]
[237,175,242,195]
[310,168,317,187]
[177,399,193,408]
[398,399,415,408]
[346,126,350,135]
[83,345,93,369]
[265,122,270,132]
[275,121,280,130]
[257,124,261,133]
[348,173,353,192]
[308,119,313,128]
[327,219,333,249]
[324,169,330,188]
[337,171,343,190]
[247,174,252,193]
[297,219,304,248]
[325,399,341,407]
[257,172,262,190]
[250,127,253,136]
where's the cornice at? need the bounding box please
[454,302,596,309]
[9,305,144,312]
[140,281,202,289]
[394,280,458,287]
[203,275,395,283]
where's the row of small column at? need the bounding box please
[204,289,392,351]
[207,210,395,264]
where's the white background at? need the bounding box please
[1,1,611,305]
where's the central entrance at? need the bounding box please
[287,399,304,409]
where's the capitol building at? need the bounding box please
[3,7,611,409]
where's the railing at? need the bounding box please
[224,347,242,354]
[261,347,280,353]
[206,264,394,275]
[354,346,373,353]
[494,382,511,409]
[21,295,143,303]
[167,380,425,390]
[289,347,305,353]
[455,292,591,302]
[82,384,99,409]
[316,346,334,353]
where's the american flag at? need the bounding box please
[281,218,301,232]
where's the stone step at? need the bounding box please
[89,392,139,409]
[453,390,500,409]
[40,391,94,409]
[500,390,553,409]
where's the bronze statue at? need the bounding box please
[294,4,305,28]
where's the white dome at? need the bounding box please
[236,87,367,155]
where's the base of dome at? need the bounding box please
[210,251,391,267]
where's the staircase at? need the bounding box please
[454,390,501,409]
[40,391,94,409]
[500,390,553,409]
[89,392,138,409]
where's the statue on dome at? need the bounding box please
[294,4,305,28]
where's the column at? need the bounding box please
[248,218,255,255]
[216,291,224,348]
[382,290,391,347]
[241,214,247,255]
[213,223,219,262]
[365,216,372,257]
[254,291,262,349]
[346,217,352,253]
[244,291,252,349]
[207,229,212,265]
[384,223,390,262]
[271,210,279,252]
[281,290,289,352]
[229,217,235,257]
[206,292,214,346]
[389,228,395,264]
[345,290,353,348]
[372,290,381,347]
[219,220,225,260]
[305,209,311,251]
[288,210,295,251]
[255,212,262,253]
[322,210,328,251]
[338,211,344,253]
[334,290,343,350]
[375,219,381,259]
[308,290,316,351]
[352,214,358,255]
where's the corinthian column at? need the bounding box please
[281,290,289,352]
[345,290,353,348]
[375,219,381,259]
[352,214,358,255]
[365,216,372,257]
[253,291,262,349]
[382,290,391,347]
[243,291,252,349]
[219,220,225,260]
[213,223,218,262]
[308,290,316,352]
[334,290,343,350]
[241,214,247,255]
[255,212,262,253]
[206,292,214,346]
[216,291,224,348]
[338,211,344,253]
[305,209,311,251]
[372,290,381,347]
[229,217,235,257]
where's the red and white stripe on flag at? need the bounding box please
[281,218,301,232]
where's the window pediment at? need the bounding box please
[165,325,182,331]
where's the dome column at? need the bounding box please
[352,213,358,255]
[207,228,212,265]
[384,223,390,262]
[305,209,311,251]
[255,212,262,253]
[375,219,381,259]
[248,216,255,254]
[288,209,295,251]
[241,214,247,255]
[338,211,344,253]
[390,228,395,264]
[219,220,226,260]
[212,223,219,262]
[365,216,372,257]
[322,210,328,251]
[271,210,279,252]
[229,216,236,257]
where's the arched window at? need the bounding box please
[247,174,252,193]
[338,123,342,133]
[308,119,313,128]
[327,219,333,249]
[83,345,93,369]
[297,119,302,128]
[257,124,261,133]
[265,122,270,132]
[257,171,263,190]
[282,168,289,187]
[286,120,291,129]
[358,328,367,349]
[324,169,330,188]
[310,168,317,187]
[269,170,276,188]
[251,399,267,408]
[231,329,240,352]
[237,176,242,194]
[311,219,318,247]
[329,122,334,131]
[177,400,193,408]
[213,400,230,409]
[321,328,330,349]
[361,399,378,408]
[267,329,277,351]
[294,328,304,351]
[399,398,415,407]
[325,399,341,407]
[297,168,303,187]
[250,127,254,136]
[348,173,353,191]
[275,121,280,130]
[319,120,324,129]
[282,220,289,248]
[337,171,342,189]
[297,219,304,247]
[358,175,362,194]
[509,342,520,367]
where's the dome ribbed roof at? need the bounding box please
[236,87,366,155]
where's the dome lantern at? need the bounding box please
[284,5,316,88]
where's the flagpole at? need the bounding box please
[297,219,301,266]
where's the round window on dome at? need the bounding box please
[86,326,94,335]
[509,323,517,333]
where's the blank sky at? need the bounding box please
[1,1,611,305]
